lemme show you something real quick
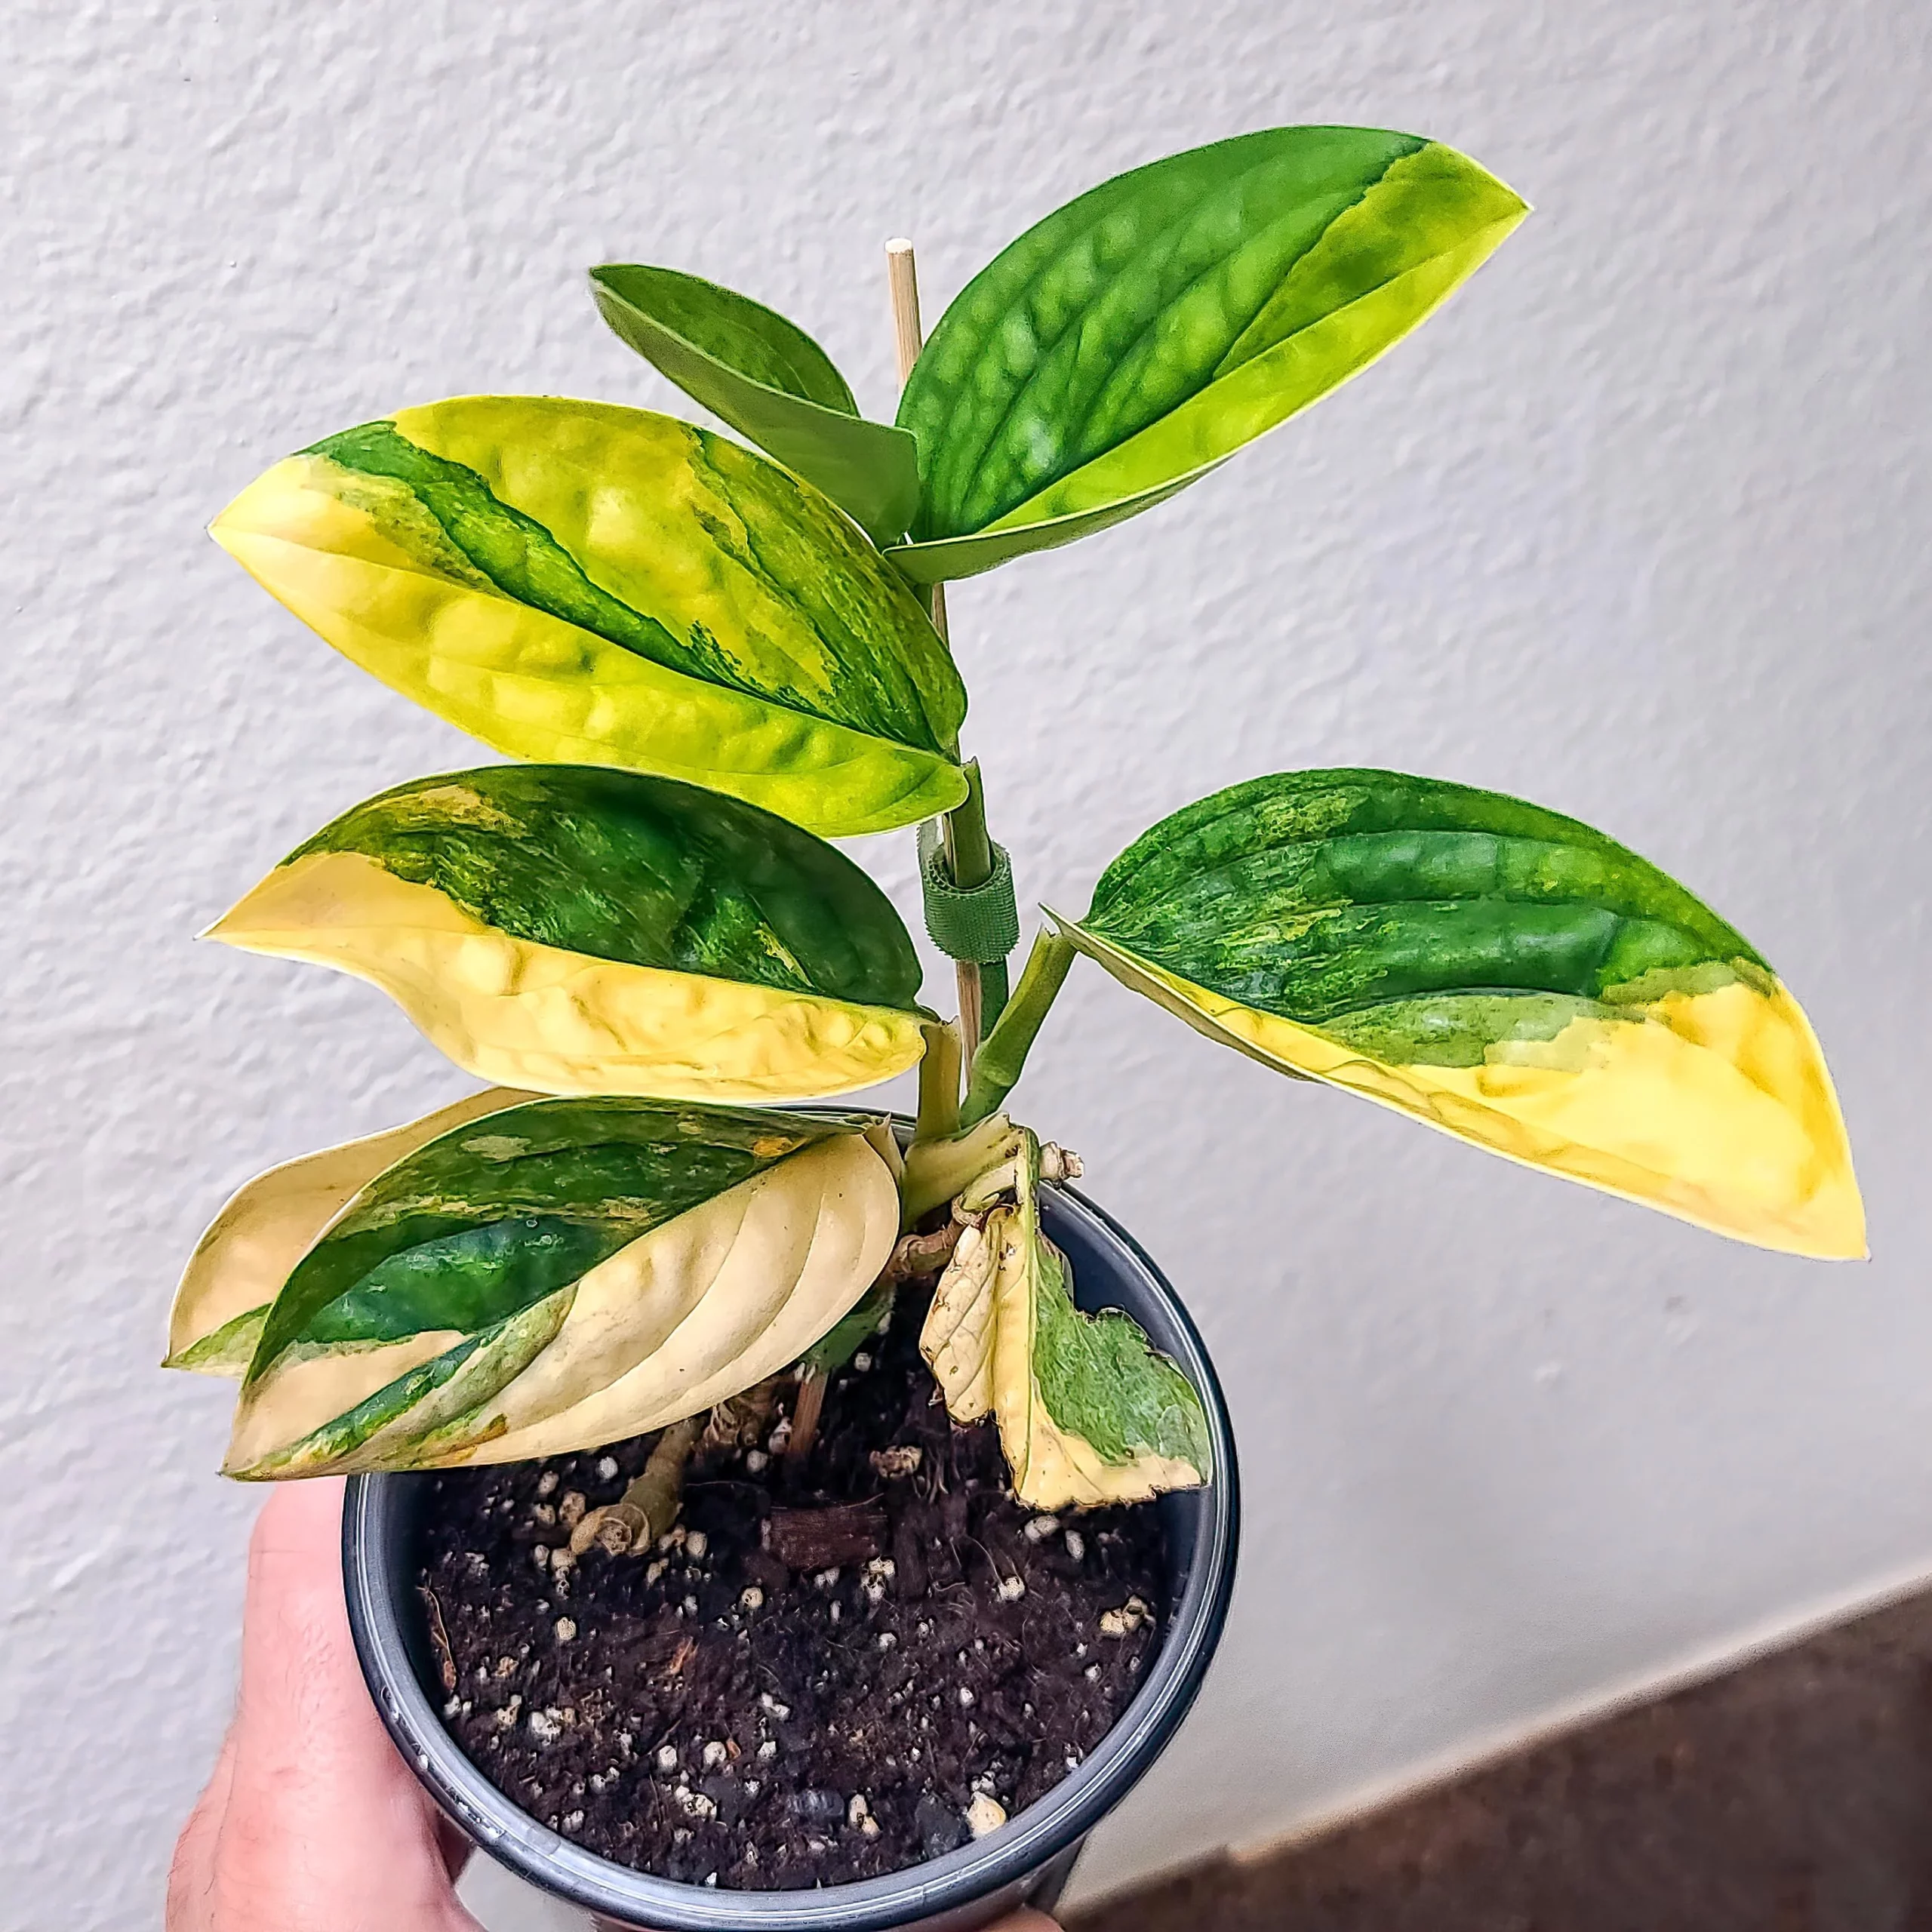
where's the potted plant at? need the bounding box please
[166,125,1863,1930]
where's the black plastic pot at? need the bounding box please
[343,1175,1240,1932]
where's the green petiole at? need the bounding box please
[961,926,1075,1129]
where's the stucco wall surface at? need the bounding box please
[4,3,1928,1926]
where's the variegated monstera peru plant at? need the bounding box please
[168,127,1865,1524]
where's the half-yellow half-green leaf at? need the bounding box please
[211,1097,900,1479]
[918,1119,1210,1509]
[166,1087,536,1376]
[211,397,967,836]
[889,127,1526,581]
[207,765,933,1103]
[1063,771,1863,1260]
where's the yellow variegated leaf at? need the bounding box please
[211,399,965,836]
[1067,922,1864,1259]
[207,767,930,1104]
[1073,771,1864,1261]
[166,1087,535,1374]
[918,1122,1209,1510]
[218,1099,899,1480]
[454,1133,897,1464]
[890,129,1525,581]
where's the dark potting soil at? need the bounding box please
[416,1277,1171,1890]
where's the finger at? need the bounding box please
[215,1478,484,1930]
[229,1478,371,1789]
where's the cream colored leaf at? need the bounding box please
[921,1220,998,1421]
[917,1128,1208,1510]
[221,1128,900,1478]
[166,1087,534,1374]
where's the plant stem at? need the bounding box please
[568,1414,703,1556]
[916,1019,962,1143]
[920,598,995,1062]
[943,758,1010,1044]
[623,1415,703,1541]
[961,926,1075,1128]
[787,1367,828,1466]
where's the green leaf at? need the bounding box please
[1063,771,1863,1260]
[214,1099,901,1478]
[211,398,967,836]
[591,265,922,544]
[918,1120,1209,1508]
[888,128,1526,582]
[596,265,863,416]
[208,765,933,1103]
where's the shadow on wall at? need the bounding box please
[1067,1581,1932,1932]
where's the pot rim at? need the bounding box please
[343,1173,1240,1930]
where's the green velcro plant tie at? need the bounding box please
[918,821,1020,964]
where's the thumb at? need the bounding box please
[214,1478,483,1932]
[230,1478,382,1796]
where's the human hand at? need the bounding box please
[166,1477,481,1931]
[169,1478,1060,1931]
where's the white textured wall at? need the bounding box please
[7,4,1929,1925]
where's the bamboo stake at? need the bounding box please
[884,243,944,659]
[886,237,983,1064]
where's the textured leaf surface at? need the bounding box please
[888,128,1525,581]
[1068,771,1863,1258]
[218,1100,899,1478]
[211,398,966,835]
[592,266,921,543]
[208,766,931,1101]
[167,1088,535,1375]
[918,1121,1208,1508]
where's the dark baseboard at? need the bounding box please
[1068,1584,1932,1932]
